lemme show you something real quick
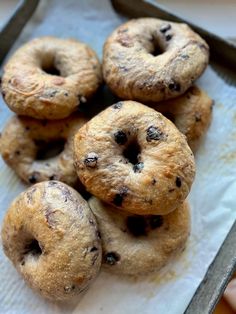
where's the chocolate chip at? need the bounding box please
[28,173,38,184]
[90,247,98,252]
[160,24,171,33]
[114,130,127,145]
[49,90,57,97]
[152,178,156,185]
[181,54,189,59]
[133,162,144,173]
[146,126,165,142]
[84,152,98,168]
[127,216,147,237]
[64,92,69,96]
[15,150,21,156]
[169,82,181,92]
[169,188,175,192]
[113,102,123,109]
[64,285,75,293]
[149,215,163,229]
[165,34,173,41]
[104,252,120,265]
[176,176,182,188]
[1,91,6,99]
[113,187,128,207]
[25,126,30,131]
[195,113,201,122]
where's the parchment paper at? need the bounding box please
[0,1,236,313]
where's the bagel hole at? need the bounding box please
[123,140,141,165]
[150,41,163,57]
[23,239,42,257]
[41,61,61,76]
[35,139,65,160]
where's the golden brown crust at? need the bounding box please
[103,18,209,102]
[74,100,195,215]
[0,114,87,186]
[89,197,190,276]
[149,86,213,151]
[1,37,102,119]
[1,181,102,300]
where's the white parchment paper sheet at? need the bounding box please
[0,1,236,313]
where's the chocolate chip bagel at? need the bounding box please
[1,181,102,300]
[74,100,195,215]
[151,86,213,151]
[0,113,87,186]
[1,37,102,119]
[89,197,190,276]
[103,18,209,102]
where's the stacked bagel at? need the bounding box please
[0,18,213,301]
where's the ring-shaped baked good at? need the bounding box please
[74,100,195,215]
[1,37,102,119]
[1,181,102,300]
[89,197,190,276]
[151,86,213,151]
[0,113,87,186]
[103,18,209,102]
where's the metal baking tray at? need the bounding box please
[0,1,236,313]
